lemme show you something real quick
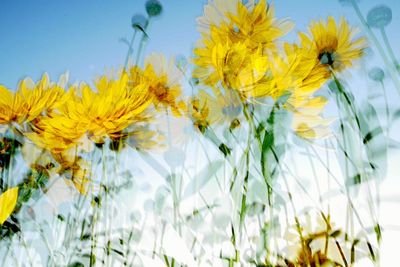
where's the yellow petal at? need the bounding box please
[0,187,19,224]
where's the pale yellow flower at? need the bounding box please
[192,87,243,127]
[130,54,186,117]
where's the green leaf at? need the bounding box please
[183,160,224,198]
[218,143,231,157]
[374,224,382,243]
[261,110,276,205]
[346,173,362,186]
[363,127,383,144]
[391,108,400,122]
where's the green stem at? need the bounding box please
[135,19,152,66]
[239,104,253,230]
[331,71,361,131]
[124,30,138,70]
[380,80,390,135]
[380,27,399,69]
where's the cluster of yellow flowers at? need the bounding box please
[190,0,366,138]
[0,54,186,192]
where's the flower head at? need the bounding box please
[299,16,366,72]
[69,73,153,144]
[226,0,292,51]
[131,14,149,31]
[368,67,385,82]
[26,111,86,154]
[197,0,292,51]
[145,0,163,17]
[367,5,392,29]
[131,54,186,116]
[0,74,65,127]
[193,0,295,101]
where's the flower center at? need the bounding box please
[318,51,335,66]
[151,84,169,100]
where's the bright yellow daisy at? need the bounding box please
[197,0,292,52]
[0,74,65,127]
[27,72,152,151]
[193,38,273,99]
[26,111,87,154]
[66,73,153,144]
[226,0,292,51]
[299,16,366,72]
[282,43,330,95]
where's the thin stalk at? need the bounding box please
[332,74,380,249]
[165,111,181,235]
[90,147,107,267]
[124,30,138,70]
[135,19,152,66]
[379,80,390,135]
[380,27,399,69]
[331,71,361,131]
[239,104,253,231]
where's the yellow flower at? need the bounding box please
[130,54,186,116]
[126,125,164,151]
[226,0,292,51]
[189,97,210,131]
[290,96,332,140]
[299,16,366,72]
[196,0,237,32]
[197,0,292,52]
[281,212,360,266]
[62,158,92,195]
[67,73,153,144]
[0,74,65,126]
[0,187,19,224]
[26,112,87,154]
[193,0,295,102]
[27,72,153,152]
[193,39,272,99]
[283,43,330,95]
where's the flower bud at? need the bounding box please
[367,5,392,28]
[131,14,148,30]
[145,0,163,17]
[368,67,385,82]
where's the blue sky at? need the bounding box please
[0,0,399,89]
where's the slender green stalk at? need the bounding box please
[239,104,254,231]
[124,30,138,70]
[380,27,399,69]
[90,146,108,267]
[135,19,152,66]
[379,80,390,135]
